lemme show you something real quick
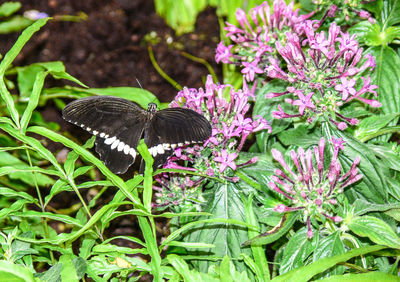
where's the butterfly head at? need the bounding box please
[147,103,158,114]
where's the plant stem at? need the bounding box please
[147,45,182,90]
[25,149,55,264]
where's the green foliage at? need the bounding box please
[0,2,33,34]
[154,0,266,35]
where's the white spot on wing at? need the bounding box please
[162,143,171,150]
[149,147,157,157]
[104,136,116,145]
[129,148,137,158]
[117,141,125,152]
[93,130,98,135]
[111,139,120,150]
[156,144,165,154]
[171,144,177,149]
[100,133,105,138]
[123,144,130,154]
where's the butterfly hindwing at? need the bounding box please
[145,107,212,169]
[62,96,148,174]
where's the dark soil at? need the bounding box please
[0,0,222,102]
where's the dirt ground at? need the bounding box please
[0,0,222,102]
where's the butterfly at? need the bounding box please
[62,96,212,174]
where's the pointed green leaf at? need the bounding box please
[0,18,50,126]
[348,215,400,249]
[0,260,37,282]
[183,182,254,276]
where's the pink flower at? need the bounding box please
[215,42,233,64]
[335,77,357,100]
[241,61,264,82]
[292,91,316,115]
[214,150,238,172]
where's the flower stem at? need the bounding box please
[147,45,182,90]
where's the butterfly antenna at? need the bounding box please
[135,77,143,89]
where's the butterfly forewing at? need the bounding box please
[145,107,212,169]
[62,96,147,174]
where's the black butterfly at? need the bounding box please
[62,96,212,174]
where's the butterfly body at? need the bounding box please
[62,96,211,174]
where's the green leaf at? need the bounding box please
[0,187,37,203]
[354,113,399,141]
[167,254,219,282]
[0,199,30,220]
[0,152,56,186]
[0,18,50,127]
[38,263,62,282]
[164,241,215,249]
[254,80,289,152]
[353,199,400,216]
[349,21,381,46]
[0,16,33,34]
[12,211,83,227]
[0,260,37,282]
[367,143,400,171]
[279,228,318,274]
[312,232,345,278]
[381,0,400,27]
[92,243,148,255]
[350,23,400,46]
[154,0,207,35]
[0,124,65,177]
[73,257,87,280]
[384,26,400,45]
[370,46,400,139]
[60,254,79,282]
[278,124,321,147]
[242,212,299,246]
[320,271,400,281]
[0,2,21,17]
[20,70,48,133]
[348,215,400,249]
[183,182,254,276]
[272,245,386,282]
[323,124,387,204]
[17,62,86,98]
[243,194,270,280]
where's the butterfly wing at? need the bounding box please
[62,96,148,174]
[144,107,212,169]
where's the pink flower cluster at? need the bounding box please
[168,75,271,179]
[266,22,380,130]
[215,0,314,82]
[270,137,362,238]
[312,0,376,24]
